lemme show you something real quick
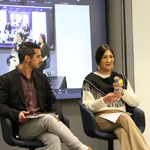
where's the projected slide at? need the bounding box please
[55,4,92,89]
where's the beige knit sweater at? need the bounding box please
[82,71,139,114]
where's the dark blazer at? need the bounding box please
[40,43,50,58]
[0,69,62,127]
[38,43,51,72]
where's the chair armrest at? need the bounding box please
[126,105,145,133]
[0,116,16,146]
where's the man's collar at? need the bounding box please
[17,66,34,79]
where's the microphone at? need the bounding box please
[114,76,119,82]
[114,76,122,94]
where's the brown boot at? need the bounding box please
[88,147,93,150]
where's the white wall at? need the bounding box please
[132,0,150,145]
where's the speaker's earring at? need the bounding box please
[97,65,100,71]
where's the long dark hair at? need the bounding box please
[39,33,46,44]
[95,44,115,65]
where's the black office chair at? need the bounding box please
[6,53,15,66]
[79,100,145,150]
[0,114,70,150]
[44,55,51,70]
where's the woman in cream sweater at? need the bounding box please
[82,44,149,150]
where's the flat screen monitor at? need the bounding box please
[0,4,54,49]
[0,1,107,100]
[48,4,107,99]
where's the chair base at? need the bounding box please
[108,140,114,150]
[19,146,37,150]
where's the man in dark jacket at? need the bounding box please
[0,42,92,150]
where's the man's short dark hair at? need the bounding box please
[18,42,40,64]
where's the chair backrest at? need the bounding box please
[44,56,51,69]
[6,54,11,66]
